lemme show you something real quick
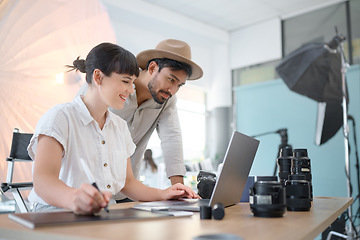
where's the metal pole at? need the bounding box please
[340,45,354,239]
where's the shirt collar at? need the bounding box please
[73,95,114,126]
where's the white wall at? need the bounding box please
[101,0,233,110]
[230,18,282,69]
[100,1,284,111]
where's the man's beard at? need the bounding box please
[148,78,172,104]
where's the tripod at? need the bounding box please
[252,128,292,177]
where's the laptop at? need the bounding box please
[134,131,260,212]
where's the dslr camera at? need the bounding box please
[197,170,216,199]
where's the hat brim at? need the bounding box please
[136,49,203,80]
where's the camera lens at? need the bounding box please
[249,180,286,217]
[256,176,278,181]
[277,146,293,185]
[285,174,311,211]
[291,148,313,200]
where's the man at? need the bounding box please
[111,39,203,189]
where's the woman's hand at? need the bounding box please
[161,183,201,200]
[70,184,112,215]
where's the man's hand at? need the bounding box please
[161,183,201,200]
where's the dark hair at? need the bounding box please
[146,58,192,78]
[67,43,139,84]
[144,149,157,173]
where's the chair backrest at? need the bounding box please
[6,129,33,183]
[1,128,33,213]
[9,130,33,161]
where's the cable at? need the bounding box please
[349,115,360,201]
[345,133,353,197]
[350,212,359,238]
[348,115,360,233]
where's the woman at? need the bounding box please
[140,149,158,187]
[28,43,199,214]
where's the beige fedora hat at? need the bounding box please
[136,39,203,80]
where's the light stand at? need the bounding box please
[328,31,354,238]
[251,128,292,177]
[340,42,354,239]
[276,28,357,238]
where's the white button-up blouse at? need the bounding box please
[28,95,135,205]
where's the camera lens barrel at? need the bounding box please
[256,176,278,181]
[285,174,311,211]
[291,149,313,200]
[200,206,212,219]
[250,148,313,217]
[249,180,286,217]
[212,203,225,220]
[277,147,293,184]
[291,149,311,178]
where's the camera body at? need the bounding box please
[197,170,216,199]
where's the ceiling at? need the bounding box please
[142,0,345,31]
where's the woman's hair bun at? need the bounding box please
[66,56,86,73]
[72,57,86,73]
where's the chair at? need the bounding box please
[1,128,33,213]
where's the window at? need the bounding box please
[232,59,281,87]
[145,85,206,188]
[232,0,360,89]
[283,0,359,65]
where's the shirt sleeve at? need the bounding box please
[28,105,68,161]
[156,96,186,178]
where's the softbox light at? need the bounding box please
[315,101,343,145]
[276,35,348,145]
[276,42,343,102]
[277,33,356,236]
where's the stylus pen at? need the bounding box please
[79,158,109,213]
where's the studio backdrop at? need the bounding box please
[0,0,116,184]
